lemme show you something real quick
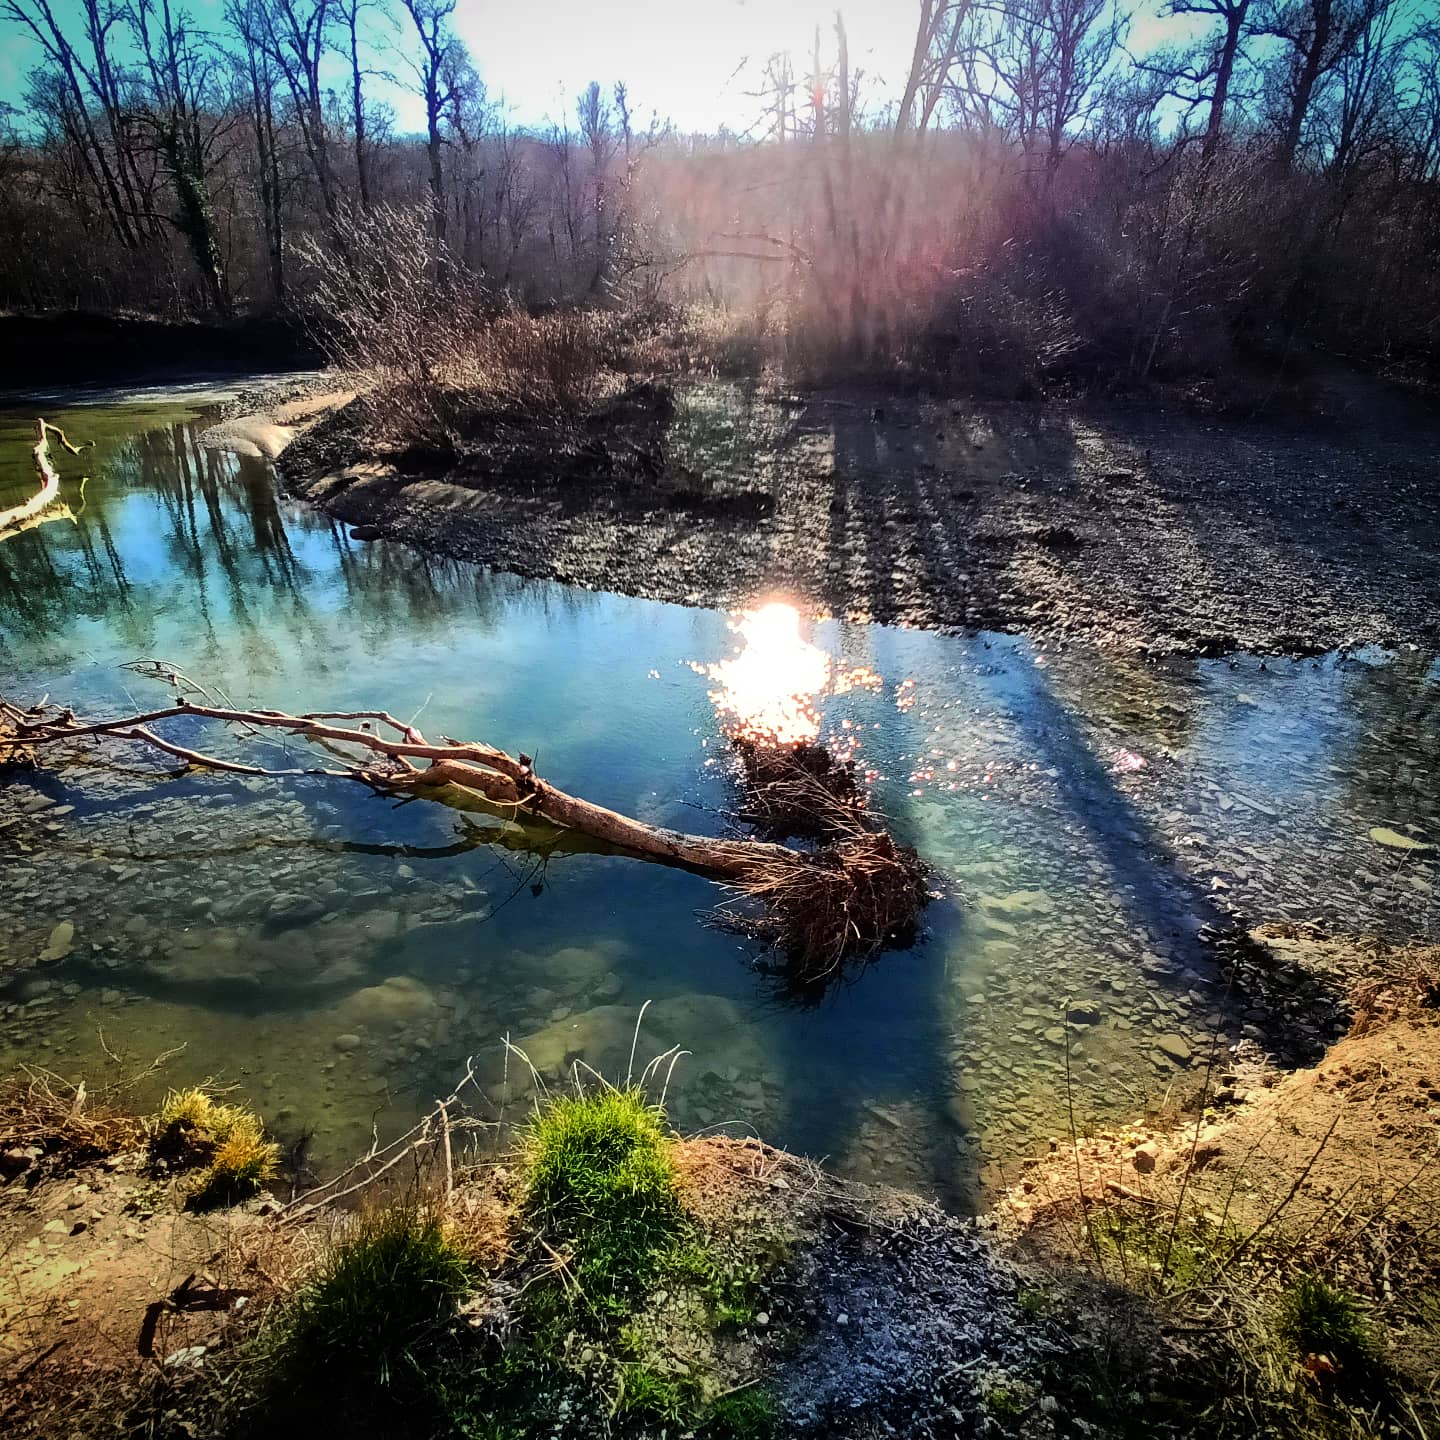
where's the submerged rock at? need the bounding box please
[979,890,1054,917]
[331,975,441,1034]
[40,921,75,962]
[513,992,766,1088]
[1155,1034,1192,1064]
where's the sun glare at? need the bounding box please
[698,601,832,745]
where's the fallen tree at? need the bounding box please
[1,661,929,977]
[0,420,90,536]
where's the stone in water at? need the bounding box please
[1368,826,1431,852]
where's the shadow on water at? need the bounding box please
[2,391,1433,1197]
[1005,654,1340,1065]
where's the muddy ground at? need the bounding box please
[277,377,1440,657]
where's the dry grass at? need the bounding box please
[1349,947,1440,1036]
[149,1086,280,1205]
[0,1066,143,1175]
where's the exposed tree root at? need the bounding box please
[1,660,929,974]
[731,736,866,840]
[715,735,931,982]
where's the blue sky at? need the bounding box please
[0,0,1205,136]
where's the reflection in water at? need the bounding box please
[696,601,833,745]
[0,394,1436,1205]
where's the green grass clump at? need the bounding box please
[270,1205,471,1424]
[1275,1274,1375,1374]
[149,1086,280,1204]
[615,1363,693,1424]
[519,1086,682,1308]
[701,1386,780,1439]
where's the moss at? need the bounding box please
[983,1378,1037,1423]
[665,1238,785,1329]
[149,1087,279,1205]
[1085,1207,1246,1292]
[519,1086,682,1311]
[429,1345,565,1440]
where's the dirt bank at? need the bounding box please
[277,378,1440,657]
[197,389,353,460]
[995,936,1440,1436]
[2,1126,1057,1439]
[4,943,1436,1438]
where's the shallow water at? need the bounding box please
[1,394,1435,1206]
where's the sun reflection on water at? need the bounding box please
[694,601,832,745]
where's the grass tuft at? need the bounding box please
[519,1085,682,1310]
[273,1205,471,1409]
[702,1386,780,1439]
[1274,1274,1376,1376]
[615,1362,693,1423]
[149,1086,279,1204]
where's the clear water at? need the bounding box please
[1,393,1436,1207]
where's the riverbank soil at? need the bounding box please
[278,375,1440,656]
[996,938,1440,1437]
[0,1124,1061,1440]
[5,949,1435,1440]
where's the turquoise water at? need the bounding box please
[1,393,1435,1206]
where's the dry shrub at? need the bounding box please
[297,203,625,456]
[0,1066,142,1177]
[624,299,777,377]
[471,307,623,418]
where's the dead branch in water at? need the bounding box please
[0,420,91,535]
[1,661,929,973]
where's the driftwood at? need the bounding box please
[0,420,90,535]
[1,661,930,974]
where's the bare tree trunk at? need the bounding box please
[343,0,371,208]
[1,685,798,879]
[1277,0,1333,171]
[1202,0,1250,165]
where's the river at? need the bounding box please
[1,386,1435,1206]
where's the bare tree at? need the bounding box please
[0,0,146,246]
[255,0,338,216]
[334,0,377,208]
[1257,0,1385,170]
[399,0,459,243]
[990,0,1126,185]
[132,0,232,313]
[1160,0,1256,164]
[227,0,286,300]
